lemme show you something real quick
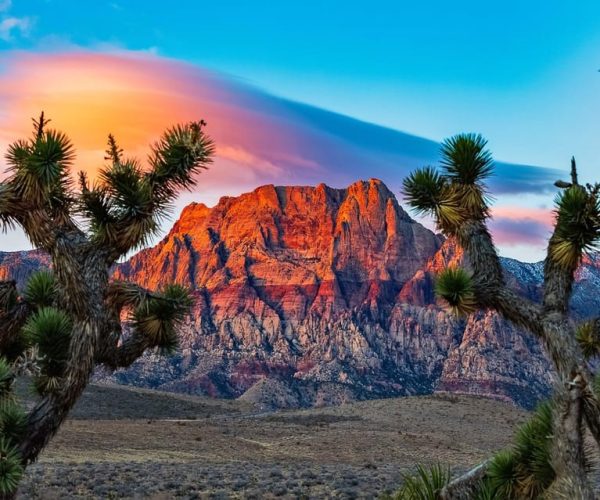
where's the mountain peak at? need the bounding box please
[117,179,440,291]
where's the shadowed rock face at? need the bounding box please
[5,180,600,409]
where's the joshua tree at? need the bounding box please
[403,134,600,498]
[0,113,214,497]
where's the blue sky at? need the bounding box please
[1,0,600,260]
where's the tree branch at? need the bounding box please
[439,460,489,499]
[96,330,152,370]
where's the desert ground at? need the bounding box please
[18,384,528,499]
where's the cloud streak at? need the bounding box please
[0,50,560,193]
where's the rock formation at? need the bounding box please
[5,179,599,409]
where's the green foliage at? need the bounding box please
[440,133,493,185]
[434,267,476,316]
[97,158,158,248]
[0,401,27,444]
[481,401,554,499]
[575,321,600,359]
[99,158,152,220]
[402,167,466,233]
[403,134,493,234]
[0,359,14,399]
[133,285,194,353]
[5,115,74,209]
[0,437,23,496]
[551,185,600,269]
[402,167,446,216]
[513,401,555,497]
[395,463,451,500]
[23,307,72,392]
[23,270,57,309]
[147,121,215,213]
[79,122,214,254]
[486,450,519,499]
[472,478,503,500]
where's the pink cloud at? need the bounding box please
[489,206,554,247]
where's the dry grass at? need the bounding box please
[18,383,528,498]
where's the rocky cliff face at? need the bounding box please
[4,180,599,409]
[111,178,584,410]
[0,250,50,288]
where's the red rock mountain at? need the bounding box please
[7,179,595,408]
[108,179,562,409]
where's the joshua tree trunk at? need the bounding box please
[404,137,600,497]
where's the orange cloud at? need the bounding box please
[0,51,306,194]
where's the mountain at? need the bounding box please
[3,179,600,409]
[0,249,50,288]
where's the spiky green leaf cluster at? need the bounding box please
[132,285,194,353]
[440,133,493,185]
[79,121,214,254]
[0,402,27,444]
[0,358,24,497]
[402,168,465,231]
[434,267,477,316]
[22,307,72,394]
[575,321,600,359]
[394,463,450,500]
[0,437,23,496]
[472,478,504,500]
[4,113,74,216]
[147,121,214,211]
[550,185,600,269]
[23,270,56,309]
[0,360,14,400]
[486,450,519,498]
[403,133,493,235]
[480,401,554,499]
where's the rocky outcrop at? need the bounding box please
[5,179,600,409]
[0,250,50,288]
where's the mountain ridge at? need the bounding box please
[4,179,598,409]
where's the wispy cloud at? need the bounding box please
[0,16,32,41]
[0,0,11,13]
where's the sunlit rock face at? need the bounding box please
[111,179,557,409]
[7,180,600,408]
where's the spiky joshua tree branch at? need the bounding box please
[0,113,214,497]
[403,134,600,498]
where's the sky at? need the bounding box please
[1,1,600,261]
